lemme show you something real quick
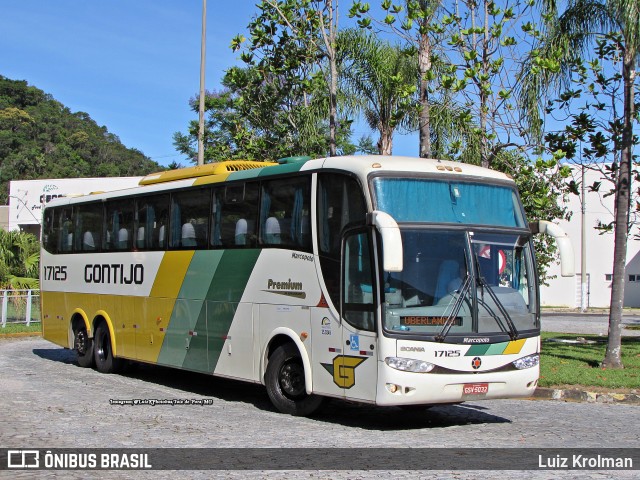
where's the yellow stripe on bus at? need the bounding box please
[150,251,195,298]
[503,339,526,355]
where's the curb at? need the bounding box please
[0,332,42,338]
[531,387,640,405]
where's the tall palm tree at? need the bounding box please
[338,29,418,155]
[532,0,639,368]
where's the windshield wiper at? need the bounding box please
[476,274,519,340]
[435,274,473,342]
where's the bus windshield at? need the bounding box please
[383,230,537,337]
[372,177,525,227]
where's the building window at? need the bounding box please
[605,274,612,281]
[628,274,637,282]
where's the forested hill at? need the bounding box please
[0,75,163,203]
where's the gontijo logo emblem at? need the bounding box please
[321,355,367,388]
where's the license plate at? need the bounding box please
[463,383,489,395]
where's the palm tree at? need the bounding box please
[0,230,40,290]
[338,29,418,155]
[532,0,639,368]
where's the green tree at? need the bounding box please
[230,0,344,157]
[338,29,418,154]
[0,230,39,290]
[0,76,162,203]
[173,65,356,162]
[350,0,447,158]
[538,8,640,369]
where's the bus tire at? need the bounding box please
[93,323,122,374]
[265,343,323,416]
[74,326,94,368]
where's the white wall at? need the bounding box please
[9,177,142,231]
[540,165,640,308]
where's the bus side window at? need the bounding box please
[104,200,134,251]
[74,202,103,252]
[342,230,376,331]
[52,207,74,253]
[259,176,311,251]
[135,194,169,250]
[169,188,210,249]
[214,183,259,248]
[317,173,367,309]
[42,208,57,254]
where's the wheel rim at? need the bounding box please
[95,329,109,362]
[278,360,305,399]
[75,329,88,355]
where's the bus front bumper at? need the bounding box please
[375,361,539,406]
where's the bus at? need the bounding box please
[40,155,574,416]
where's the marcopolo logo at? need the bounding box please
[263,278,306,299]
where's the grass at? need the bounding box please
[540,332,640,391]
[0,322,42,335]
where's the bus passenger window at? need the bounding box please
[342,230,376,331]
[135,194,169,250]
[48,207,74,254]
[212,183,259,248]
[317,174,367,309]
[104,200,134,251]
[260,177,311,251]
[169,188,210,249]
[74,203,103,252]
[42,208,57,254]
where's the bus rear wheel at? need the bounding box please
[93,323,122,374]
[74,326,94,368]
[265,343,323,416]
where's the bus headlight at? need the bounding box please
[512,354,539,370]
[385,357,435,373]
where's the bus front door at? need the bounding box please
[338,228,378,403]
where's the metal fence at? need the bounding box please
[0,290,40,327]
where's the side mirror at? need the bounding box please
[368,211,403,272]
[530,220,575,277]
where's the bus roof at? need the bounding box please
[45,156,514,208]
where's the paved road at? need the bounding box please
[541,312,640,336]
[0,337,638,479]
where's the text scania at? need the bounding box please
[84,264,144,285]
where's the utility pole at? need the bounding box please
[580,164,587,312]
[197,0,207,166]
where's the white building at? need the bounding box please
[8,177,142,236]
[540,165,640,308]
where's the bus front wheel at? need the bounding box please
[93,323,122,374]
[74,326,94,368]
[265,343,323,416]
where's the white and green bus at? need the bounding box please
[41,156,574,415]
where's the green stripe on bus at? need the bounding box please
[484,342,510,355]
[203,249,261,370]
[257,162,306,176]
[465,344,491,356]
[158,251,221,369]
[158,249,260,372]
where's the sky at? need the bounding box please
[1,1,417,169]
